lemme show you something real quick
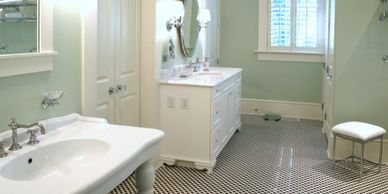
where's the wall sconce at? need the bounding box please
[166,1,184,31]
[197,9,211,29]
[166,16,181,31]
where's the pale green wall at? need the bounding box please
[0,5,82,132]
[219,0,322,103]
[332,0,388,138]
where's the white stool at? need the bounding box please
[332,122,386,182]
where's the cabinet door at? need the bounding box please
[233,83,241,128]
[211,96,222,131]
[226,89,235,138]
[211,125,222,160]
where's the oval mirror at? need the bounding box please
[179,0,200,57]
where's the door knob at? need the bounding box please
[108,87,118,95]
[116,84,127,92]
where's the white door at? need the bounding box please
[96,0,116,122]
[97,0,140,126]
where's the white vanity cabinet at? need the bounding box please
[160,68,241,173]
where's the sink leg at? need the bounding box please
[135,160,155,194]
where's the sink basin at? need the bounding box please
[194,71,223,77]
[0,139,110,181]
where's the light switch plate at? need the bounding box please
[167,96,175,108]
[181,98,189,109]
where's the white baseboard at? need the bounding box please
[241,98,323,120]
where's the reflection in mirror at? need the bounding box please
[0,0,38,55]
[179,0,200,57]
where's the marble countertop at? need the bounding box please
[160,67,242,87]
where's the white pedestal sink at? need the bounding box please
[0,114,164,194]
[1,139,110,181]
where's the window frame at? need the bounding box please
[256,0,325,63]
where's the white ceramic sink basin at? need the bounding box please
[194,71,223,77]
[0,113,164,194]
[0,139,110,181]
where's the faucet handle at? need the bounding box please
[8,118,18,129]
[27,126,41,145]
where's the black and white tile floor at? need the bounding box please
[110,115,388,193]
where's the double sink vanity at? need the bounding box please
[160,66,242,173]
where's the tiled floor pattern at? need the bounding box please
[110,115,388,193]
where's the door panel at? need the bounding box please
[97,0,140,126]
[97,0,116,123]
[115,0,140,126]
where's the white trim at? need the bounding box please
[0,0,56,77]
[255,50,325,63]
[258,0,268,52]
[0,52,57,77]
[241,98,323,120]
[81,0,98,117]
[0,51,57,59]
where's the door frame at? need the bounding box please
[81,0,98,117]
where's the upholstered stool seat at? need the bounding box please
[332,121,386,182]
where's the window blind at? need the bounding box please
[270,0,320,50]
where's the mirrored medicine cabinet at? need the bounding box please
[0,0,56,78]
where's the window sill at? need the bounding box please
[0,51,58,78]
[255,50,324,63]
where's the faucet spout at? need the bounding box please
[19,122,46,135]
[7,119,46,150]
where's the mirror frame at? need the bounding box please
[0,0,57,78]
[178,0,200,57]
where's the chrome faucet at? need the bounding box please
[8,118,46,150]
[189,58,202,72]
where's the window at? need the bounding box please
[256,0,325,63]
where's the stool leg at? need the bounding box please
[351,140,355,162]
[333,133,337,170]
[379,136,383,173]
[360,142,365,182]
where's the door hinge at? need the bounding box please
[324,113,327,121]
[321,103,324,110]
